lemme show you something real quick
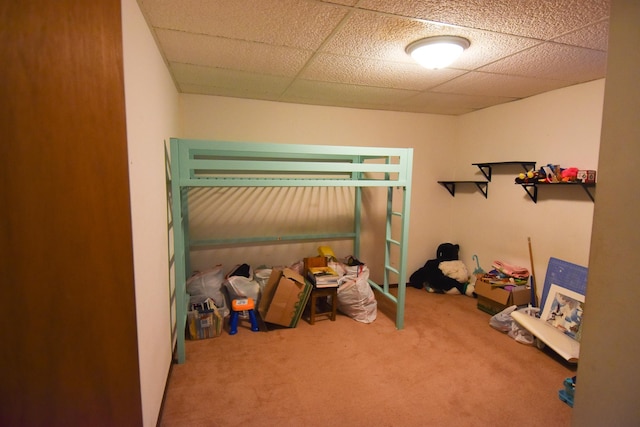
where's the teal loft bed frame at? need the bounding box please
[168,138,413,364]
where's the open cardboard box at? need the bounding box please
[475,278,530,315]
[258,268,312,328]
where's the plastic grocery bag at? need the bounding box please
[507,306,539,345]
[489,305,518,332]
[254,268,272,295]
[489,305,539,345]
[337,264,377,323]
[225,275,260,305]
[186,265,229,317]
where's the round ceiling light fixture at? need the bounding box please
[406,35,470,69]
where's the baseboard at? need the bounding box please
[156,358,175,427]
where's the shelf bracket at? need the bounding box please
[521,184,538,203]
[582,185,595,202]
[439,181,457,196]
[475,164,493,181]
[475,182,488,198]
[520,182,595,203]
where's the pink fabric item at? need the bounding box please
[492,260,530,279]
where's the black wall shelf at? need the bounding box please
[439,161,596,202]
[519,182,596,203]
[438,161,535,198]
[438,181,488,198]
[472,161,536,181]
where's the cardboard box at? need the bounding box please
[258,268,312,328]
[576,170,596,183]
[187,308,223,340]
[475,278,531,315]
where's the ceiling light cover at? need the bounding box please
[407,36,470,69]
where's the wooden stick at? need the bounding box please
[527,237,539,307]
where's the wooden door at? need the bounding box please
[0,1,143,425]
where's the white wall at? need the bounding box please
[455,81,604,297]
[179,95,458,281]
[180,83,603,299]
[121,1,179,425]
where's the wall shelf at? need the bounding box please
[439,161,596,202]
[438,161,535,198]
[438,180,488,198]
[472,161,537,181]
[519,182,596,203]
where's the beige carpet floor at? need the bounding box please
[159,287,576,426]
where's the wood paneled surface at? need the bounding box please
[1,1,143,426]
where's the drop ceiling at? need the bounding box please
[138,0,610,115]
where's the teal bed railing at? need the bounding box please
[168,139,412,364]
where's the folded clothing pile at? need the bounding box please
[478,260,530,287]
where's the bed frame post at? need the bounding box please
[170,138,188,364]
[398,151,412,329]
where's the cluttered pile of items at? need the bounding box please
[475,260,533,316]
[483,255,588,408]
[514,164,596,184]
[409,240,588,407]
[183,246,378,340]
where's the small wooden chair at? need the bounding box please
[303,256,338,325]
[307,287,338,324]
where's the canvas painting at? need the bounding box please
[541,284,585,341]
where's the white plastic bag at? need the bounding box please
[225,275,260,305]
[329,260,347,277]
[489,305,539,345]
[254,268,272,295]
[337,265,377,323]
[508,306,539,345]
[489,305,518,332]
[186,266,229,317]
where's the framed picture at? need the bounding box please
[541,284,585,341]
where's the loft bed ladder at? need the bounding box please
[168,138,413,364]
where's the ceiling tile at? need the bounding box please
[171,63,293,97]
[156,29,312,76]
[282,79,419,109]
[320,0,359,5]
[356,0,610,40]
[451,32,541,70]
[400,91,517,114]
[300,53,466,90]
[553,19,609,51]
[141,0,349,49]
[431,71,574,98]
[478,42,607,81]
[179,83,283,102]
[316,10,542,70]
[318,9,433,63]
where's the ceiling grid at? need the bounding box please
[138,0,609,115]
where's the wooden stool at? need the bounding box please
[307,286,338,325]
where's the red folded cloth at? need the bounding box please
[492,260,530,279]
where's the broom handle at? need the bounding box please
[527,237,539,307]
